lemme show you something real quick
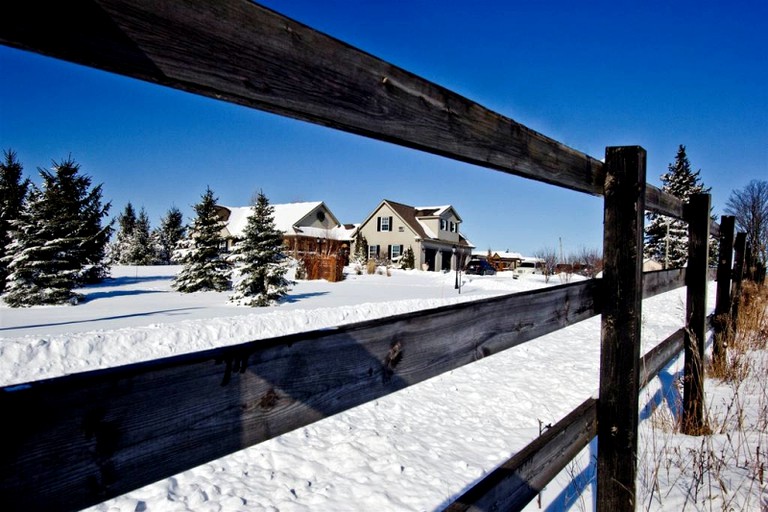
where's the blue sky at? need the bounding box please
[1,1,766,256]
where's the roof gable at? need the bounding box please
[218,201,339,237]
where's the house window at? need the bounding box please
[440,219,447,231]
[390,244,402,259]
[368,245,379,259]
[377,216,392,232]
[449,221,455,232]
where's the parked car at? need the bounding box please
[464,259,497,275]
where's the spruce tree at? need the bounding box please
[352,229,368,264]
[4,186,82,306]
[4,157,110,305]
[155,206,186,264]
[111,202,137,264]
[0,150,30,291]
[173,187,231,292]
[230,191,291,306]
[123,207,156,265]
[644,145,711,268]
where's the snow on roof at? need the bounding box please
[221,201,324,237]
[493,251,524,260]
[414,205,451,216]
[294,225,353,241]
[415,218,437,239]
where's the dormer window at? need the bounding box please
[440,219,448,231]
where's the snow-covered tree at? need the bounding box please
[230,191,291,306]
[4,186,82,306]
[110,202,137,264]
[173,187,231,292]
[644,145,712,268]
[3,157,111,306]
[400,245,415,269]
[0,150,30,291]
[352,229,368,264]
[155,206,186,264]
[123,207,156,265]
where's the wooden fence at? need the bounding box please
[0,2,750,511]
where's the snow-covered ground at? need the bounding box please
[1,266,765,511]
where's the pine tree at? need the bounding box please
[4,157,111,305]
[352,229,368,264]
[0,150,30,291]
[230,191,291,306]
[4,186,82,306]
[401,246,415,269]
[110,202,137,264]
[173,187,231,292]
[155,206,186,264]
[644,145,712,268]
[123,208,156,265]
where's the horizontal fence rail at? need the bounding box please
[0,270,694,511]
[446,326,687,511]
[1,280,600,512]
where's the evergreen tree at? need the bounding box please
[4,186,82,306]
[230,191,292,306]
[155,206,186,264]
[401,246,415,269]
[173,187,231,292]
[0,150,30,291]
[644,145,712,268]
[352,229,368,264]
[123,207,156,265]
[110,202,136,265]
[4,157,111,305]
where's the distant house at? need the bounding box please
[356,199,474,271]
[487,251,524,271]
[215,201,354,256]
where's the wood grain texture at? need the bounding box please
[642,268,687,298]
[0,280,600,512]
[682,194,711,435]
[645,184,684,219]
[1,0,605,195]
[597,146,646,512]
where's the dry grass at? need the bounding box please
[638,281,768,511]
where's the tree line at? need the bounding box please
[0,150,291,308]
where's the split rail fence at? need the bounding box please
[0,2,749,511]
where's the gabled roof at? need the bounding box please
[362,199,472,247]
[218,201,347,238]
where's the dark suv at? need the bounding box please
[464,259,497,275]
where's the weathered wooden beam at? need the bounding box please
[1,0,605,195]
[642,268,687,298]
[0,280,600,512]
[713,216,735,368]
[597,146,646,511]
[681,193,711,435]
[640,328,685,388]
[645,184,684,219]
[731,232,747,322]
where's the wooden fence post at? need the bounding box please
[713,215,735,369]
[731,232,747,324]
[681,193,711,435]
[597,146,646,512]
